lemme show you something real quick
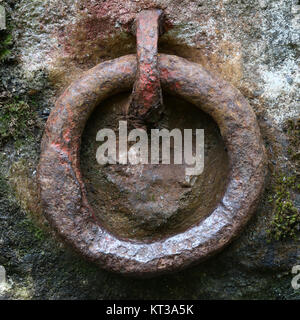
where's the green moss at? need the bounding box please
[267,118,300,241]
[0,98,42,147]
[0,33,12,61]
[0,10,13,62]
[19,218,46,242]
[267,174,300,240]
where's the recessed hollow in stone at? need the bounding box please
[80,93,229,242]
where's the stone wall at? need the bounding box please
[0,0,299,299]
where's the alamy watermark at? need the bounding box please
[96,121,204,176]
[291,265,300,290]
[0,5,6,30]
[0,265,6,286]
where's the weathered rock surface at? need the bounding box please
[0,0,299,299]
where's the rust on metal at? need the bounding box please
[127,9,164,125]
[38,9,266,277]
[38,53,266,276]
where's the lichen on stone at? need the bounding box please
[266,117,300,241]
[0,4,13,63]
[0,0,300,299]
[8,159,45,227]
[0,98,43,147]
[267,173,300,240]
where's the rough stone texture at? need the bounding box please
[0,0,299,298]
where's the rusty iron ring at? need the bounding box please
[38,54,266,277]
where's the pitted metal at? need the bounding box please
[38,53,266,276]
[127,9,164,125]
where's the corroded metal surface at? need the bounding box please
[38,54,266,276]
[127,9,163,124]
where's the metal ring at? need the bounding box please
[38,54,266,276]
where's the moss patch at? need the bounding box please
[0,5,13,63]
[266,118,300,241]
[0,32,12,61]
[18,217,46,242]
[0,98,43,148]
[267,174,300,240]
